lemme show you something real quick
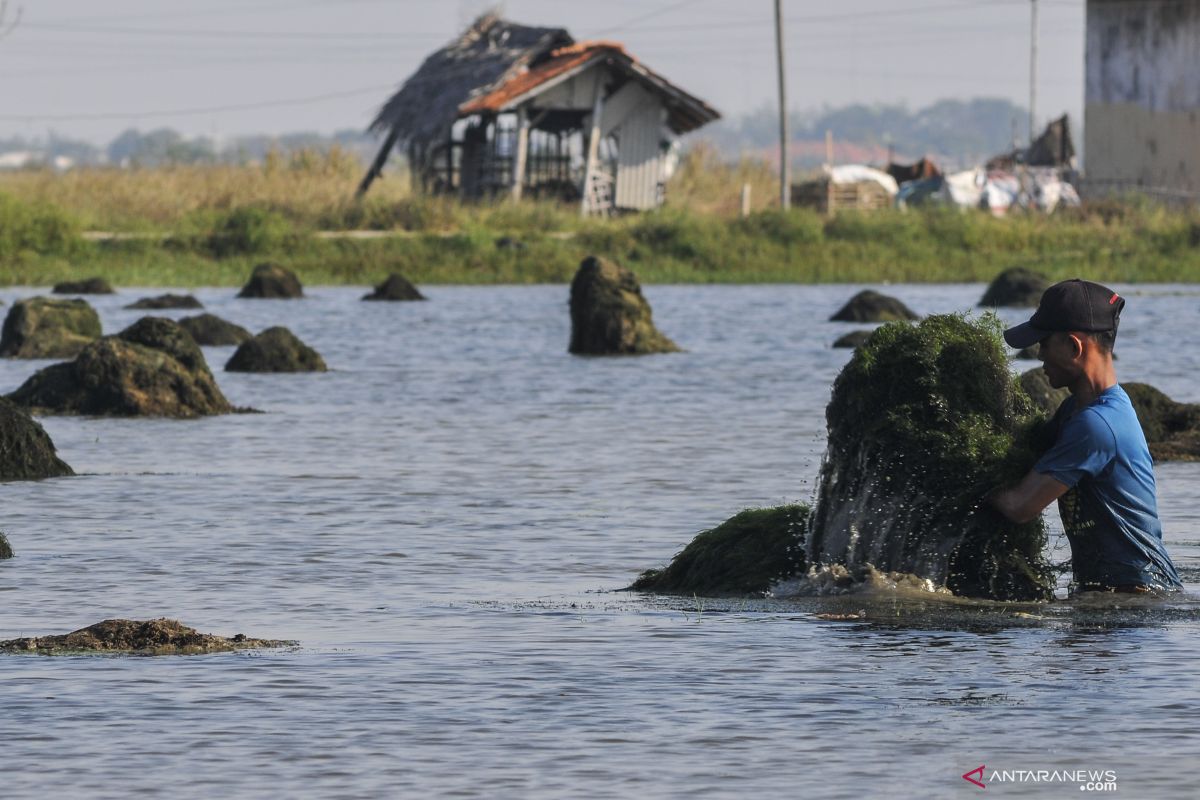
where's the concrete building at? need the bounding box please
[1086,0,1200,199]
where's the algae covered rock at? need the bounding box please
[568,255,678,355]
[809,315,1054,600]
[1122,383,1200,462]
[52,277,114,295]
[0,297,102,359]
[0,618,293,655]
[225,326,327,372]
[1018,367,1069,416]
[980,267,1050,307]
[363,273,426,301]
[0,532,11,559]
[830,290,919,322]
[124,293,203,310]
[833,330,873,349]
[237,262,303,299]
[178,313,251,346]
[0,397,73,480]
[631,505,810,596]
[7,317,232,417]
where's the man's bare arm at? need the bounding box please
[985,470,1070,524]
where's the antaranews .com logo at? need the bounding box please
[962,764,1118,792]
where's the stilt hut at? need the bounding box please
[357,14,720,215]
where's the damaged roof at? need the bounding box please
[459,41,720,134]
[368,14,572,145]
[369,15,719,145]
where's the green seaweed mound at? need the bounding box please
[631,505,810,596]
[809,315,1054,600]
[568,255,679,355]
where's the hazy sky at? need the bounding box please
[0,0,1086,145]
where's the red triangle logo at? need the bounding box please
[962,765,986,788]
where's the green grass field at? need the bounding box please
[2,152,1199,287]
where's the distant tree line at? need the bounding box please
[1,97,1059,171]
[696,97,1048,170]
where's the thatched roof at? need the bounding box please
[369,14,572,146]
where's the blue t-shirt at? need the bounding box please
[1034,384,1182,590]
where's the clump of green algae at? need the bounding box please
[808,314,1054,600]
[632,314,1055,601]
[631,505,810,596]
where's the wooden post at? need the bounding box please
[511,107,530,202]
[1029,0,1038,147]
[580,78,605,217]
[355,128,400,199]
[774,0,789,210]
[740,183,751,218]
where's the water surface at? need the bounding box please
[2,283,1197,798]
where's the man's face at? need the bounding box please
[1038,331,1084,388]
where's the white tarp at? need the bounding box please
[826,164,899,196]
[938,168,984,208]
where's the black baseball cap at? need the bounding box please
[1003,278,1125,349]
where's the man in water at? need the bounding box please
[986,278,1183,593]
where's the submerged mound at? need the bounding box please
[1122,383,1200,462]
[0,297,102,359]
[363,273,426,301]
[7,317,232,417]
[0,618,293,655]
[980,267,1050,307]
[124,293,203,310]
[830,290,919,322]
[809,315,1054,600]
[568,255,678,355]
[833,330,873,349]
[52,277,114,295]
[0,397,74,480]
[178,313,251,346]
[225,326,326,372]
[631,506,810,596]
[237,263,303,299]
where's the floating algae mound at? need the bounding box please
[0,397,73,480]
[630,506,810,596]
[0,618,293,656]
[833,330,873,349]
[363,273,426,301]
[980,267,1050,307]
[7,317,232,417]
[52,277,114,295]
[225,326,326,372]
[238,263,303,299]
[124,293,203,310]
[0,297,102,359]
[568,256,679,355]
[830,290,919,322]
[807,315,1055,600]
[178,313,251,346]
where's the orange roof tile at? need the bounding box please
[459,42,623,115]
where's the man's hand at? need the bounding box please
[985,469,1070,524]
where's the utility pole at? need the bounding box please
[774,0,790,209]
[1029,0,1038,145]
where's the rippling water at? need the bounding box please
[2,283,1198,798]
